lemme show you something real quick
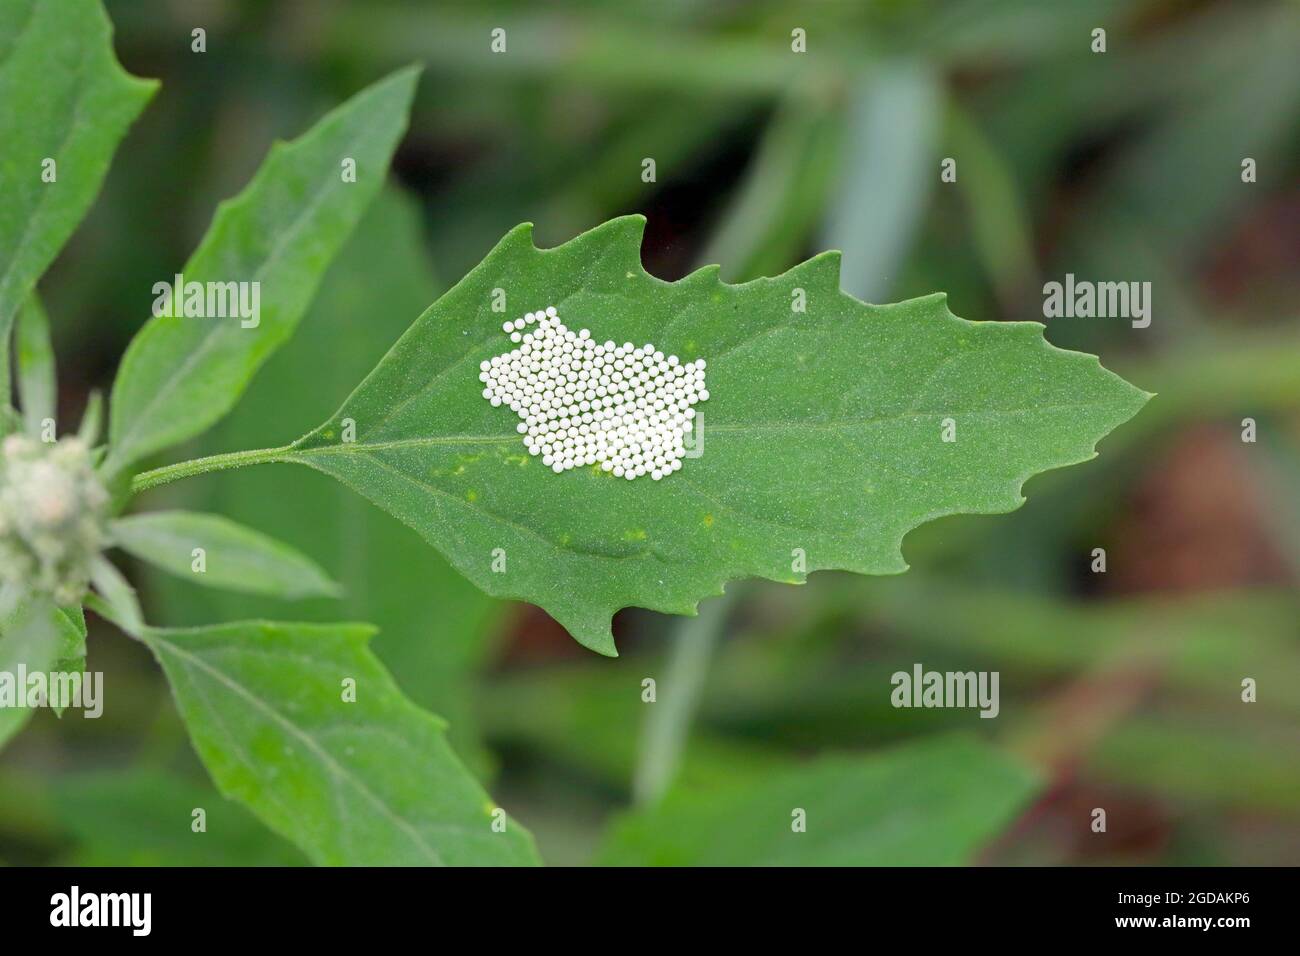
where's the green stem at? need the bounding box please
[128,444,293,495]
[632,589,736,806]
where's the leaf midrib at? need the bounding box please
[292,395,1141,457]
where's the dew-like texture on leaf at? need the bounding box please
[290,216,1150,655]
[597,734,1040,866]
[105,67,419,474]
[142,620,540,866]
[0,0,156,339]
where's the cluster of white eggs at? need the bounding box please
[479,306,709,480]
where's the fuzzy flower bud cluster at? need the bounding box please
[0,434,108,605]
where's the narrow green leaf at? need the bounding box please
[77,390,103,445]
[104,66,420,475]
[48,603,88,718]
[0,594,72,748]
[111,510,340,600]
[0,0,155,379]
[140,620,541,866]
[946,104,1037,305]
[53,603,87,667]
[341,8,839,97]
[15,295,55,435]
[598,735,1040,865]
[286,215,1150,654]
[88,555,142,634]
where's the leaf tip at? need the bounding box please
[372,63,422,97]
[571,622,619,657]
[793,248,842,287]
[385,63,424,110]
[685,262,722,285]
[312,578,346,601]
[504,221,537,250]
[591,214,648,253]
[135,75,162,100]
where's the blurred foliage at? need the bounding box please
[2,0,1297,866]
[599,735,1040,865]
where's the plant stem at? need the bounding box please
[632,589,736,806]
[128,444,293,495]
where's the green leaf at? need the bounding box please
[597,735,1040,865]
[285,215,1150,654]
[48,604,87,718]
[0,0,156,379]
[945,104,1036,305]
[77,390,103,445]
[111,510,340,600]
[88,555,143,634]
[53,604,87,672]
[14,295,55,435]
[139,619,540,866]
[104,66,420,475]
[0,595,84,748]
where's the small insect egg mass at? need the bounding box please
[478,306,709,480]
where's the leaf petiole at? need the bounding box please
[127,445,294,496]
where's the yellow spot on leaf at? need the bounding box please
[703,514,714,528]
[624,528,647,541]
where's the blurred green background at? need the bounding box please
[2,0,1298,866]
